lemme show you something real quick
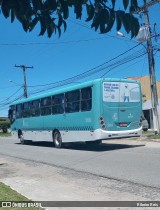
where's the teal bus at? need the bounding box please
[9,78,142,148]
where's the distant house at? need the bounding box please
[128,75,160,130]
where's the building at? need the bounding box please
[128,76,160,130]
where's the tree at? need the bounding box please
[0,0,140,38]
[0,119,10,133]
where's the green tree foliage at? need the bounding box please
[0,120,10,133]
[0,0,140,38]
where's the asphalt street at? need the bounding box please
[0,137,160,189]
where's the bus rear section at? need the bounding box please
[96,80,142,139]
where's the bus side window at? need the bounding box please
[16,104,22,118]
[65,90,80,113]
[81,87,92,111]
[52,94,64,114]
[31,100,40,117]
[41,97,51,116]
[22,102,31,118]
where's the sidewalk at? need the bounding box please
[140,132,160,142]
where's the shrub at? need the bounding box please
[0,121,10,133]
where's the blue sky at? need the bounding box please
[1,1,160,116]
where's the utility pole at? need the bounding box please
[135,0,160,133]
[143,0,160,133]
[15,65,33,98]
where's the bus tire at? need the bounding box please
[20,134,25,145]
[53,130,62,148]
[18,130,25,145]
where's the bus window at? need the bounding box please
[31,99,40,117]
[81,87,92,111]
[41,97,51,116]
[65,90,80,113]
[16,104,22,118]
[52,94,64,114]
[22,102,31,118]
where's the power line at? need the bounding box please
[1,46,146,108]
[27,49,147,96]
[68,17,129,42]
[100,50,147,78]
[0,87,23,104]
[3,41,146,106]
[27,43,143,89]
[108,57,147,78]
[0,94,24,108]
[0,37,110,46]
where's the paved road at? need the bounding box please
[0,136,160,190]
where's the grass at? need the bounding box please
[147,135,160,139]
[141,130,160,140]
[142,130,155,134]
[0,132,11,137]
[0,182,42,209]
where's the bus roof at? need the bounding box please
[11,78,140,105]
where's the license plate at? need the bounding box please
[119,123,128,127]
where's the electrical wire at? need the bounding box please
[0,37,111,46]
[0,94,24,108]
[0,42,146,107]
[27,43,144,88]
[108,56,147,77]
[101,50,147,78]
[27,49,147,96]
[0,87,23,104]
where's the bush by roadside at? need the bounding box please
[0,120,10,133]
[0,132,11,137]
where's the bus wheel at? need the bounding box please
[20,135,25,145]
[53,130,62,148]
